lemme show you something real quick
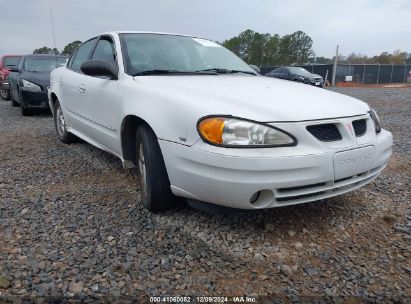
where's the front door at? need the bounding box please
[73,36,122,155]
[60,38,98,131]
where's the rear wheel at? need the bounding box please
[54,100,76,143]
[136,125,178,212]
[0,84,10,100]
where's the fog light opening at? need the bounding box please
[249,190,275,208]
[250,191,261,204]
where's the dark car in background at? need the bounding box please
[0,55,22,100]
[9,54,66,115]
[266,66,324,87]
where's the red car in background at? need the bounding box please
[0,55,22,100]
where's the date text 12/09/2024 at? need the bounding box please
[150,296,257,303]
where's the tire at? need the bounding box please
[10,88,19,107]
[0,85,10,100]
[136,125,178,212]
[54,100,76,143]
[20,94,32,116]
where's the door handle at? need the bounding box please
[78,83,86,93]
[59,77,63,86]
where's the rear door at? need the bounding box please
[283,68,292,80]
[60,38,98,131]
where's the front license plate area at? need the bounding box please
[333,146,375,180]
[315,82,320,85]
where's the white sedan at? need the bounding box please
[49,31,393,211]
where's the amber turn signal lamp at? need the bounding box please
[198,117,225,144]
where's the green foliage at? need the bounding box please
[342,50,410,64]
[32,41,83,57]
[33,46,59,55]
[61,41,82,56]
[223,29,314,66]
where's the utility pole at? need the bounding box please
[332,45,339,86]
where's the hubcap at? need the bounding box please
[138,143,148,195]
[0,88,6,98]
[56,106,66,136]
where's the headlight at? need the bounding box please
[21,79,41,92]
[197,116,296,147]
[369,108,381,134]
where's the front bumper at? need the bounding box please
[20,89,49,109]
[160,124,393,209]
[309,79,324,87]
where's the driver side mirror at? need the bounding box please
[249,64,260,74]
[81,60,118,80]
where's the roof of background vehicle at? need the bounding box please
[22,54,67,59]
[1,55,22,58]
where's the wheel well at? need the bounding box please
[50,93,58,109]
[121,115,153,165]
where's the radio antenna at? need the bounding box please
[50,9,58,65]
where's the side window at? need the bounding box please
[91,38,116,63]
[67,52,76,68]
[71,38,97,71]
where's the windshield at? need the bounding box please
[288,67,311,76]
[120,33,255,75]
[23,57,66,72]
[4,56,21,67]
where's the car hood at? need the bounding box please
[21,71,51,88]
[309,73,323,79]
[133,75,369,122]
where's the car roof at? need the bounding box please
[102,31,208,40]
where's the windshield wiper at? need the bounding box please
[194,68,257,75]
[132,69,184,76]
[132,69,220,76]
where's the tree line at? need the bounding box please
[222,30,411,66]
[33,41,82,56]
[32,31,411,66]
[335,50,411,65]
[222,29,314,66]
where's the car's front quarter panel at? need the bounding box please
[49,67,64,115]
[118,76,205,147]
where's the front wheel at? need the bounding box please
[136,125,178,212]
[10,87,19,107]
[54,100,76,143]
[20,93,32,116]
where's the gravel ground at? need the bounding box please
[0,87,410,303]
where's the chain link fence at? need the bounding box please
[261,64,411,85]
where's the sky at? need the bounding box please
[0,0,410,58]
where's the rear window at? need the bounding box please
[4,56,21,67]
